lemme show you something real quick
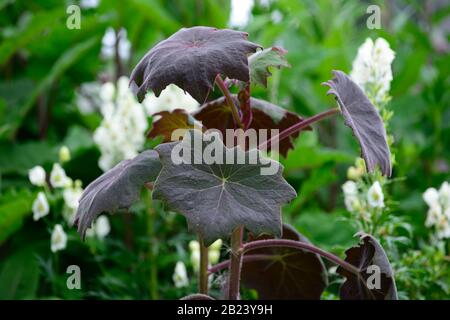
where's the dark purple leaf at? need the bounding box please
[192,96,309,156]
[241,224,328,300]
[148,109,197,142]
[73,150,161,238]
[152,130,296,245]
[337,232,398,300]
[322,70,391,176]
[129,26,261,104]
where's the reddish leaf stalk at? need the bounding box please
[208,254,273,274]
[258,107,340,151]
[243,239,360,276]
[227,226,244,300]
[215,75,244,129]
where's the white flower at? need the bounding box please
[28,166,46,186]
[208,239,222,265]
[59,146,71,163]
[344,195,361,212]
[101,27,131,61]
[76,82,102,114]
[142,84,199,115]
[342,181,358,196]
[51,224,67,253]
[350,37,395,105]
[173,261,189,288]
[94,76,148,171]
[50,163,70,188]
[95,215,111,239]
[438,181,450,209]
[425,205,442,227]
[367,181,384,208]
[32,192,49,221]
[423,187,440,208]
[80,0,99,9]
[229,0,254,27]
[435,215,450,239]
[63,184,83,210]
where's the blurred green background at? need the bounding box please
[0,0,449,300]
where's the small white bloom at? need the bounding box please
[438,181,450,209]
[423,187,440,208]
[32,192,49,221]
[208,239,222,265]
[51,224,67,253]
[425,205,442,227]
[142,84,199,115]
[63,185,83,210]
[95,215,111,239]
[50,163,70,188]
[435,215,450,239]
[59,146,71,163]
[173,261,189,288]
[367,181,384,208]
[344,195,360,212]
[80,0,99,9]
[101,27,131,61]
[342,181,358,196]
[28,166,46,186]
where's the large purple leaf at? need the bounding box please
[73,150,161,238]
[322,70,391,176]
[152,130,296,245]
[337,232,398,300]
[129,26,261,104]
[241,224,328,300]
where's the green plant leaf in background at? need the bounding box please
[248,46,290,87]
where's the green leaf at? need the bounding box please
[0,189,36,245]
[4,36,100,139]
[0,246,40,299]
[241,224,328,299]
[153,130,296,245]
[323,70,392,176]
[74,150,162,238]
[337,232,398,300]
[248,47,290,87]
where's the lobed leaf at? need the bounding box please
[152,130,296,245]
[248,46,290,87]
[129,26,261,104]
[241,224,328,300]
[192,96,309,156]
[322,70,391,176]
[337,232,398,300]
[74,150,162,238]
[148,109,198,142]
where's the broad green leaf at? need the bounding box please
[5,36,100,139]
[337,232,398,300]
[130,26,261,103]
[153,130,296,245]
[241,224,328,299]
[128,0,180,34]
[0,246,40,299]
[0,189,35,245]
[248,47,290,87]
[323,70,391,176]
[74,150,162,238]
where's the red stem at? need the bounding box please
[258,107,340,151]
[227,227,244,300]
[215,75,244,129]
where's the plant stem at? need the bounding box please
[198,236,209,294]
[227,226,244,300]
[145,189,159,299]
[258,107,340,151]
[244,239,360,276]
[215,75,244,129]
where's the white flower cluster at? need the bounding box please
[142,84,198,115]
[350,37,395,106]
[423,182,450,239]
[101,27,131,61]
[93,77,148,171]
[28,146,110,254]
[342,179,385,222]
